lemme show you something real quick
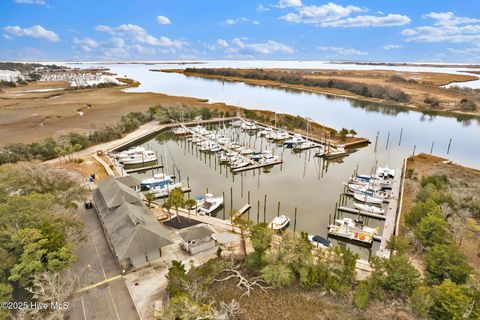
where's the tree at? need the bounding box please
[430,279,473,320]
[250,223,273,256]
[415,214,453,248]
[425,243,472,285]
[73,143,82,160]
[164,188,185,221]
[349,129,357,137]
[405,198,442,228]
[166,260,187,297]
[260,263,294,288]
[233,215,253,258]
[26,271,75,319]
[185,198,197,222]
[383,255,420,298]
[386,235,410,255]
[145,192,155,208]
[411,286,434,318]
[339,128,349,141]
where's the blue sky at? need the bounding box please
[1,0,480,62]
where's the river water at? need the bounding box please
[73,61,480,257]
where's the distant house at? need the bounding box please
[178,224,216,254]
[92,176,173,269]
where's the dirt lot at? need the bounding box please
[401,154,480,268]
[162,68,480,117]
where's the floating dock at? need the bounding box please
[125,164,164,174]
[232,160,283,173]
[337,206,386,220]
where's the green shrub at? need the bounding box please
[383,255,420,298]
[405,198,442,228]
[430,279,473,320]
[353,280,372,309]
[421,175,449,190]
[414,214,452,248]
[260,263,294,288]
[411,286,434,318]
[425,244,472,285]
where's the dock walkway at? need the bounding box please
[376,171,402,258]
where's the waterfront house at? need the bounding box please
[178,224,216,254]
[92,176,173,269]
[115,175,141,192]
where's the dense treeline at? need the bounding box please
[0,162,86,319]
[185,68,411,103]
[0,104,230,165]
[160,175,480,319]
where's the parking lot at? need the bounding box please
[66,204,139,320]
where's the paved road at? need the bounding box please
[67,205,139,320]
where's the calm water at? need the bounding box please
[77,61,480,257]
[131,128,380,258]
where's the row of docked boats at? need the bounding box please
[326,166,396,245]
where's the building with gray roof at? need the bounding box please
[92,176,173,269]
[178,224,216,254]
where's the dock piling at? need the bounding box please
[294,207,297,233]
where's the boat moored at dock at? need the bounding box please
[328,218,377,244]
[198,193,224,215]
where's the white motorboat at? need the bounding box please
[239,148,255,155]
[293,141,317,151]
[172,127,191,136]
[284,134,305,147]
[120,150,157,165]
[377,166,396,179]
[353,202,385,215]
[140,173,173,190]
[346,183,381,194]
[190,136,204,144]
[260,154,280,164]
[308,235,331,249]
[268,129,290,141]
[328,218,377,244]
[323,146,348,159]
[191,125,210,135]
[219,152,236,164]
[353,192,384,205]
[241,121,258,131]
[230,158,250,170]
[198,193,223,215]
[189,195,205,210]
[114,146,145,160]
[258,127,273,136]
[349,176,392,189]
[149,182,183,199]
[268,215,290,230]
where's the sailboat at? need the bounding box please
[140,173,174,190]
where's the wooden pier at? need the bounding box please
[376,170,402,258]
[232,160,283,173]
[125,164,164,174]
[337,206,386,220]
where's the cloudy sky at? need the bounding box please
[1,0,480,62]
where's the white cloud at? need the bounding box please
[72,37,99,52]
[281,2,410,28]
[318,46,368,56]
[14,0,46,5]
[403,12,480,43]
[95,24,184,48]
[277,0,302,8]
[217,39,229,48]
[253,20,261,25]
[425,12,480,26]
[3,25,59,42]
[230,38,294,55]
[209,38,294,56]
[257,4,270,12]
[383,44,401,50]
[221,18,249,26]
[157,15,171,25]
